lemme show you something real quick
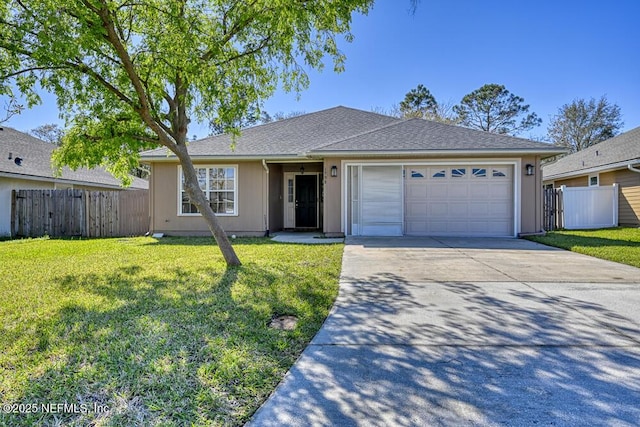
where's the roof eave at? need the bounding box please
[306,148,567,158]
[141,149,567,162]
[543,158,640,181]
[0,171,144,189]
[140,154,308,163]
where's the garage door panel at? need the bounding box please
[406,202,427,216]
[448,221,470,233]
[428,183,449,199]
[406,185,427,199]
[405,221,428,234]
[405,165,514,237]
[470,187,491,199]
[490,203,512,216]
[449,185,469,198]
[469,203,490,216]
[489,183,511,197]
[427,220,447,233]
[469,221,489,233]
[486,221,512,235]
[449,202,469,218]
[427,202,448,216]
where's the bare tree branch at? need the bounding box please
[0,97,23,124]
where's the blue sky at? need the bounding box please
[6,0,640,140]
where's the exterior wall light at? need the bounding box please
[525,164,535,176]
[330,165,338,177]
[300,165,305,175]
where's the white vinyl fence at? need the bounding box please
[560,184,618,229]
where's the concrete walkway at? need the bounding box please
[248,237,640,426]
[270,231,344,244]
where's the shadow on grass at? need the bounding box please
[2,261,334,426]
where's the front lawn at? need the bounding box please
[526,227,640,268]
[0,237,343,426]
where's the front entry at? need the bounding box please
[295,174,318,228]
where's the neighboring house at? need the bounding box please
[0,126,148,236]
[542,126,640,226]
[140,106,563,238]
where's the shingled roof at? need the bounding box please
[141,106,400,159]
[140,106,563,160]
[310,117,561,154]
[543,126,640,180]
[0,126,148,189]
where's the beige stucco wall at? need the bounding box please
[149,155,546,237]
[149,161,267,236]
[518,155,543,234]
[322,159,343,236]
[268,164,284,232]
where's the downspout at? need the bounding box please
[628,163,640,174]
[262,159,270,237]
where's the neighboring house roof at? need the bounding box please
[140,106,563,160]
[543,126,640,180]
[0,126,148,189]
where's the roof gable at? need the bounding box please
[542,126,640,179]
[0,126,148,189]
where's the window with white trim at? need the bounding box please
[589,174,599,187]
[179,166,237,215]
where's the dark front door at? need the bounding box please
[295,175,318,228]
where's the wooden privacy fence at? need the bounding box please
[11,189,149,238]
[543,187,562,231]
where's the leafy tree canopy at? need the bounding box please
[453,83,541,135]
[0,0,373,265]
[547,96,623,153]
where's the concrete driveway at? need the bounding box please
[248,237,640,426]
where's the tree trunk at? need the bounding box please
[174,146,242,266]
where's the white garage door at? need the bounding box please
[404,165,514,237]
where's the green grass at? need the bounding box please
[526,227,640,268]
[0,237,344,426]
